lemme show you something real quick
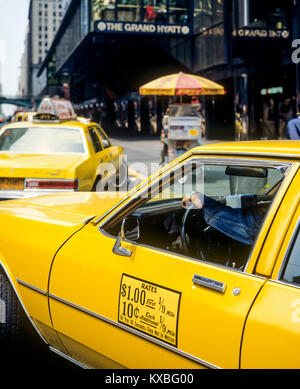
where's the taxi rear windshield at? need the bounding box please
[0,127,85,154]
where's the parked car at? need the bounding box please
[0,98,124,199]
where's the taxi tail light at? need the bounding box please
[25,179,78,190]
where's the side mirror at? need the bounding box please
[113,217,140,257]
[122,217,140,241]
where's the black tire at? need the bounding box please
[0,269,20,343]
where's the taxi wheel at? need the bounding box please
[0,269,21,343]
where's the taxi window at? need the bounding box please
[89,128,102,153]
[280,227,300,286]
[0,127,85,154]
[96,127,111,149]
[105,160,287,272]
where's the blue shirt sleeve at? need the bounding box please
[198,194,263,245]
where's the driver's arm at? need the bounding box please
[182,193,264,245]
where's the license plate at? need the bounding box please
[0,178,24,191]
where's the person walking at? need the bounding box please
[286,115,300,139]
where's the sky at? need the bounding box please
[0,0,30,115]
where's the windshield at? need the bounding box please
[169,104,201,117]
[0,127,86,154]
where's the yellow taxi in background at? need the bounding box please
[2,140,300,369]
[0,98,123,199]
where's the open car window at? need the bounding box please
[104,159,289,272]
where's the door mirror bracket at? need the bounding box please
[113,217,140,257]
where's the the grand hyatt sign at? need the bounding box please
[94,21,191,36]
[232,27,290,39]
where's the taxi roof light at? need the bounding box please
[35,98,77,122]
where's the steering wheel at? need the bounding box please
[180,206,193,255]
[180,205,213,258]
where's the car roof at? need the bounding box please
[191,140,300,160]
[1,120,97,132]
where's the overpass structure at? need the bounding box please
[0,96,41,109]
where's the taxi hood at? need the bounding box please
[0,153,88,178]
[9,191,127,221]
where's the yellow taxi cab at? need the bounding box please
[12,111,25,122]
[22,111,37,122]
[0,98,124,199]
[1,140,300,369]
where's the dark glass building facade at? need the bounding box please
[38,0,300,139]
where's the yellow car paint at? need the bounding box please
[0,120,123,196]
[0,140,300,368]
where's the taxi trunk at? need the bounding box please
[0,154,88,196]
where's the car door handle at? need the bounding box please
[192,274,226,293]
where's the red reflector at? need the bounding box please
[26,179,77,190]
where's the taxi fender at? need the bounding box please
[0,252,49,343]
[95,161,117,182]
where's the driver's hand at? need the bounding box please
[182,194,203,209]
[182,195,191,209]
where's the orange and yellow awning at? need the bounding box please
[139,72,225,96]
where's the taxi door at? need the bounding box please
[95,125,121,172]
[80,126,109,190]
[48,221,265,369]
[240,171,300,368]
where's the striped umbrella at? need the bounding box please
[139,72,225,96]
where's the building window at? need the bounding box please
[194,0,223,32]
[168,0,190,25]
[233,0,292,30]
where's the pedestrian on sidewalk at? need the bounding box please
[160,108,170,164]
[286,115,300,140]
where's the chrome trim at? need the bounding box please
[49,346,90,369]
[192,274,226,293]
[92,155,187,226]
[193,150,300,160]
[276,217,300,281]
[48,292,220,369]
[268,278,300,291]
[16,279,47,296]
[82,215,98,225]
[0,262,48,344]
